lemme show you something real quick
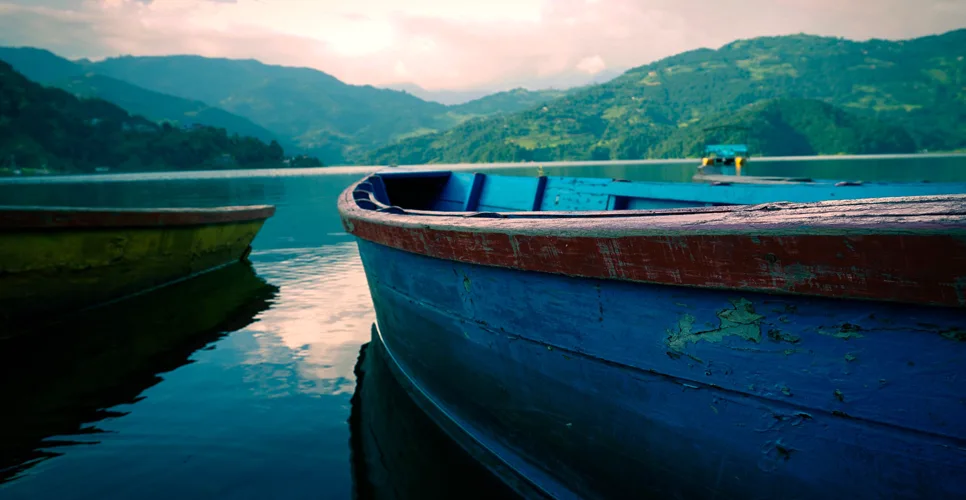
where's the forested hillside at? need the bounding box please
[0,62,319,174]
[367,30,966,164]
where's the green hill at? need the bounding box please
[85,55,459,164]
[0,61,319,175]
[651,99,917,158]
[450,88,570,116]
[367,29,966,164]
[84,57,590,164]
[0,47,281,146]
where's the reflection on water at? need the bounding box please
[0,262,278,482]
[0,171,376,499]
[241,244,374,397]
[349,330,518,500]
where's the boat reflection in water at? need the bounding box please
[349,324,518,500]
[0,262,278,482]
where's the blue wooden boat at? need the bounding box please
[339,170,966,500]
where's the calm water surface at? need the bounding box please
[0,156,964,499]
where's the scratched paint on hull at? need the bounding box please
[356,239,966,500]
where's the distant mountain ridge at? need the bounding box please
[366,29,966,164]
[381,83,493,105]
[449,88,571,116]
[3,29,964,167]
[80,54,579,164]
[0,47,281,146]
[0,60,311,174]
[0,47,587,165]
[383,70,623,105]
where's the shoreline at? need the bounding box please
[1,152,965,184]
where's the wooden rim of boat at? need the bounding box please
[0,205,276,230]
[338,172,966,308]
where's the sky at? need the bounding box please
[0,0,964,91]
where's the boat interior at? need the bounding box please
[353,171,966,215]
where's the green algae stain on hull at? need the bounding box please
[665,298,765,352]
[0,207,274,336]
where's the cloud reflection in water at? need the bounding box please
[242,243,374,397]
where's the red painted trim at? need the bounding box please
[0,205,276,230]
[339,178,966,308]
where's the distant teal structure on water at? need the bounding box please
[705,144,749,157]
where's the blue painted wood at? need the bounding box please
[356,238,966,500]
[368,175,391,205]
[539,177,613,211]
[374,171,966,213]
[532,176,548,212]
[464,173,486,212]
[431,173,475,212]
[477,175,542,213]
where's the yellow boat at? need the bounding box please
[0,204,275,336]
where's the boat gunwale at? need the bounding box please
[0,205,276,230]
[338,173,966,308]
[340,174,966,236]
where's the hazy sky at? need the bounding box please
[0,0,963,90]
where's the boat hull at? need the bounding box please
[357,239,966,500]
[0,206,274,334]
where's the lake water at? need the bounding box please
[1,155,964,499]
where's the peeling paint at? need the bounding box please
[844,353,858,362]
[818,323,864,340]
[462,274,471,292]
[759,439,795,472]
[666,298,764,352]
[940,328,966,341]
[781,264,819,287]
[767,328,801,343]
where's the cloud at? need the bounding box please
[576,55,606,75]
[0,0,963,90]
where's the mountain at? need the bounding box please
[385,69,623,105]
[0,47,78,82]
[383,83,494,105]
[0,61,317,175]
[85,55,460,164]
[0,48,584,165]
[366,29,966,164]
[450,88,571,116]
[0,47,279,145]
[650,99,917,158]
[366,98,917,165]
